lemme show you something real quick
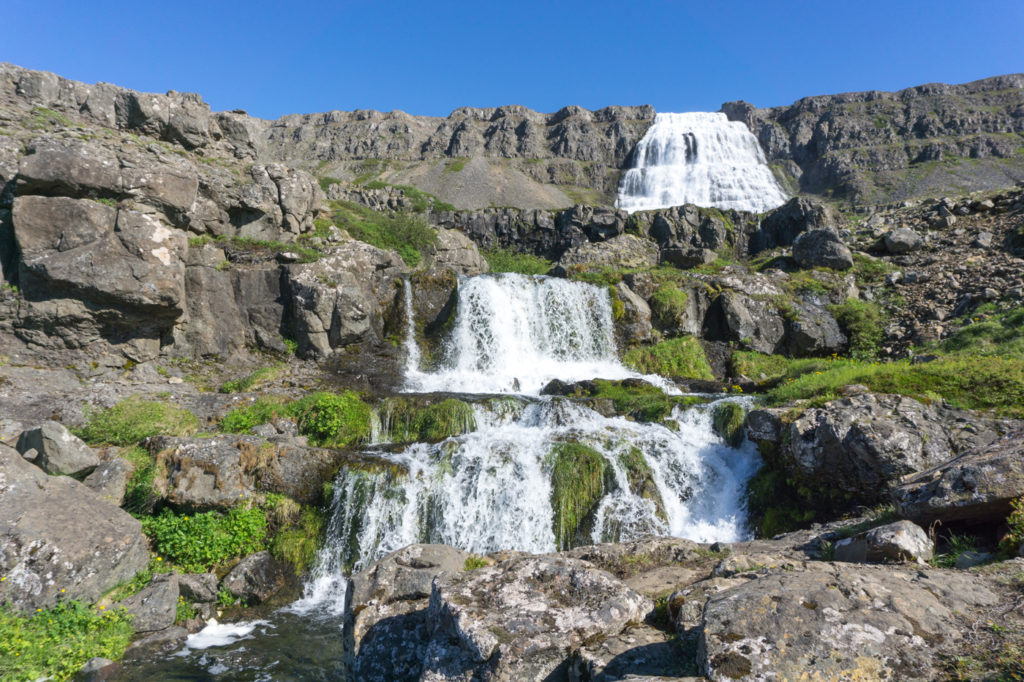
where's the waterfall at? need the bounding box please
[402,278,422,375]
[616,112,789,214]
[404,273,642,395]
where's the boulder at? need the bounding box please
[558,234,660,270]
[178,572,219,603]
[892,430,1024,525]
[16,420,99,478]
[0,443,149,610]
[784,300,847,356]
[711,291,785,354]
[750,197,839,254]
[421,555,650,680]
[884,227,923,254]
[791,229,854,270]
[613,282,653,346]
[83,457,133,506]
[785,392,957,505]
[349,544,470,681]
[833,520,934,564]
[120,626,189,663]
[115,572,179,632]
[699,563,999,681]
[220,551,287,604]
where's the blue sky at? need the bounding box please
[5,1,1023,119]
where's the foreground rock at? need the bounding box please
[699,562,999,680]
[892,429,1024,524]
[15,420,99,478]
[422,555,650,681]
[833,520,934,564]
[220,551,287,605]
[0,443,149,610]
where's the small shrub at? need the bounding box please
[623,336,714,380]
[175,595,198,624]
[220,397,289,433]
[481,247,551,275]
[75,400,198,446]
[464,555,488,570]
[294,391,372,447]
[999,496,1024,555]
[0,601,133,682]
[141,506,267,573]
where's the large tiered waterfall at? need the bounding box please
[133,274,761,679]
[616,111,789,213]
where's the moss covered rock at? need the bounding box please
[712,402,746,448]
[547,442,607,551]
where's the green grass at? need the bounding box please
[481,247,552,275]
[75,400,199,446]
[763,354,1024,417]
[581,379,708,422]
[931,306,1024,357]
[443,158,468,174]
[829,298,884,360]
[546,442,606,550]
[220,391,372,447]
[267,499,326,575]
[327,200,438,266]
[28,106,71,129]
[464,555,488,570]
[649,285,689,329]
[141,506,267,573]
[226,236,322,264]
[120,445,160,514]
[219,364,285,393]
[623,336,714,380]
[930,533,982,568]
[220,397,290,434]
[0,601,133,682]
[318,176,342,192]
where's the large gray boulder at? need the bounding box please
[16,420,99,478]
[750,197,839,254]
[785,300,847,356]
[220,551,287,605]
[422,555,650,681]
[350,544,471,681]
[884,227,923,254]
[558,233,659,270]
[115,572,179,633]
[82,457,133,506]
[0,443,149,610]
[833,520,934,564]
[791,229,854,270]
[892,430,1024,524]
[713,290,785,354]
[699,563,999,681]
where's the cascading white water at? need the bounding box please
[616,112,789,214]
[320,396,760,573]
[404,273,644,395]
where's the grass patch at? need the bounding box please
[623,336,714,380]
[220,391,372,447]
[75,400,199,446]
[649,285,689,329]
[930,533,981,568]
[932,305,1024,358]
[141,506,267,573]
[829,298,884,360]
[121,446,160,514]
[464,555,487,570]
[481,247,552,275]
[443,158,468,174]
[580,379,708,422]
[266,495,326,575]
[546,442,606,550]
[226,236,322,264]
[0,601,133,682]
[28,106,71,129]
[220,397,289,434]
[219,364,285,393]
[327,200,438,266]
[318,176,342,192]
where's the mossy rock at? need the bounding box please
[712,402,746,448]
[611,447,667,520]
[377,397,476,444]
[546,442,607,551]
[623,336,714,380]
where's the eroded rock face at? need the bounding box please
[0,443,149,610]
[558,233,660,270]
[422,555,651,681]
[699,563,999,681]
[892,429,1024,524]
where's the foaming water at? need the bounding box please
[320,396,761,572]
[404,273,643,395]
[617,112,788,213]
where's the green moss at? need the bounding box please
[443,158,468,174]
[649,285,689,329]
[584,379,707,422]
[608,286,625,321]
[0,601,134,681]
[745,465,817,537]
[712,402,746,448]
[75,400,199,446]
[547,442,607,550]
[269,504,326,575]
[481,247,551,275]
[623,336,714,380]
[318,176,342,192]
[378,397,477,443]
[220,397,289,433]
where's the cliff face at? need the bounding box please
[723,74,1024,205]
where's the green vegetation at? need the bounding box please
[623,336,714,380]
[219,363,285,393]
[1,601,133,682]
[547,442,606,550]
[999,496,1024,555]
[121,445,160,514]
[226,236,322,264]
[326,200,438,266]
[932,305,1024,358]
[481,247,552,275]
[141,506,267,573]
[318,176,342,192]
[265,495,326,575]
[352,159,388,185]
[377,397,477,443]
[93,197,118,208]
[29,106,71,129]
[220,391,372,447]
[75,399,199,446]
[443,158,468,174]
[930,533,981,568]
[745,460,817,537]
[579,379,708,422]
[176,595,198,624]
[362,181,455,212]
[464,555,488,570]
[103,557,168,604]
[649,285,689,329]
[712,402,746,447]
[829,298,884,360]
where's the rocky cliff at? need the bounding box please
[723,73,1024,205]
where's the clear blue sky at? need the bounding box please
[5,0,1023,120]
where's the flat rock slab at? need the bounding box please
[0,443,149,610]
[699,562,998,681]
[423,555,650,681]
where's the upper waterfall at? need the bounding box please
[616,111,789,214]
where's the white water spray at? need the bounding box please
[616,112,788,213]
